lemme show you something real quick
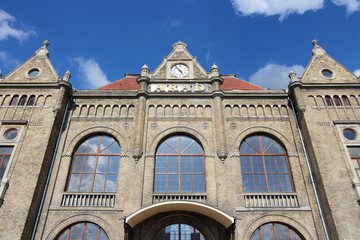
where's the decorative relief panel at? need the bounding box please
[148,104,211,118]
[72,104,135,118]
[224,104,289,118]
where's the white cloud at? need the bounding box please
[74,57,110,89]
[230,0,323,20]
[0,9,36,41]
[331,0,360,14]
[354,69,360,77]
[0,51,20,70]
[164,18,183,28]
[249,63,305,89]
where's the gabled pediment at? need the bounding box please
[2,40,59,83]
[151,41,208,80]
[300,40,359,84]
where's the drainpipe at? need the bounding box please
[288,98,330,240]
[31,97,71,240]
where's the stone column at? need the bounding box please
[210,64,228,162]
[132,65,150,161]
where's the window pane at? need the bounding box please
[183,141,203,154]
[57,223,109,240]
[80,174,93,192]
[260,223,275,240]
[275,223,290,239]
[67,174,81,192]
[254,175,267,192]
[83,156,96,173]
[0,146,14,155]
[241,156,252,173]
[193,157,204,173]
[193,174,205,192]
[252,156,264,173]
[105,174,118,192]
[108,156,120,173]
[96,156,108,173]
[280,174,293,192]
[71,156,85,173]
[265,156,276,173]
[180,156,191,173]
[276,156,288,172]
[167,174,178,192]
[180,174,192,192]
[154,174,166,192]
[167,156,178,173]
[93,174,105,192]
[242,174,255,192]
[68,224,83,239]
[267,174,281,192]
[84,223,99,240]
[0,156,10,179]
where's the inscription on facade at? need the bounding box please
[150,83,211,93]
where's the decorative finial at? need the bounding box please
[311,39,326,55]
[62,70,71,81]
[288,70,299,82]
[43,39,49,48]
[141,64,149,77]
[210,63,220,78]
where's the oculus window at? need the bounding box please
[56,222,108,240]
[66,135,120,192]
[251,222,304,240]
[240,134,294,192]
[154,135,205,193]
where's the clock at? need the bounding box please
[171,64,189,78]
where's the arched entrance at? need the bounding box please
[125,202,235,240]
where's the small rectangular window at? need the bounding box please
[0,146,14,180]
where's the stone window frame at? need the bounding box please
[0,121,26,206]
[55,222,109,240]
[65,134,121,193]
[243,215,314,240]
[250,222,305,240]
[334,121,360,203]
[153,134,206,194]
[45,215,115,240]
[239,133,295,193]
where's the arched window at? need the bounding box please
[154,223,205,240]
[154,135,205,193]
[325,95,333,106]
[333,95,341,106]
[56,222,109,240]
[240,134,294,192]
[341,95,351,106]
[66,135,120,192]
[27,95,36,106]
[10,95,19,106]
[18,95,27,106]
[250,222,304,240]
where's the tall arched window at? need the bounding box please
[240,134,294,192]
[56,222,109,240]
[27,95,36,106]
[10,95,19,106]
[18,95,27,106]
[154,135,205,193]
[154,223,205,240]
[250,222,304,240]
[66,135,120,192]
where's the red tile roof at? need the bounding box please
[97,75,264,91]
[220,75,264,90]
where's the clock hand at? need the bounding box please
[176,66,183,74]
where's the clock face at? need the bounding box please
[171,64,189,78]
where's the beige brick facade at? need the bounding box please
[0,40,358,239]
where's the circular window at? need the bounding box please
[321,69,334,79]
[4,128,18,140]
[343,128,357,141]
[28,68,40,78]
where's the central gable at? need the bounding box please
[151,41,208,80]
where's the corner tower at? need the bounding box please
[289,40,360,239]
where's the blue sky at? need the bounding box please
[1,0,359,89]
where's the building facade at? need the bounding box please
[0,40,359,240]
